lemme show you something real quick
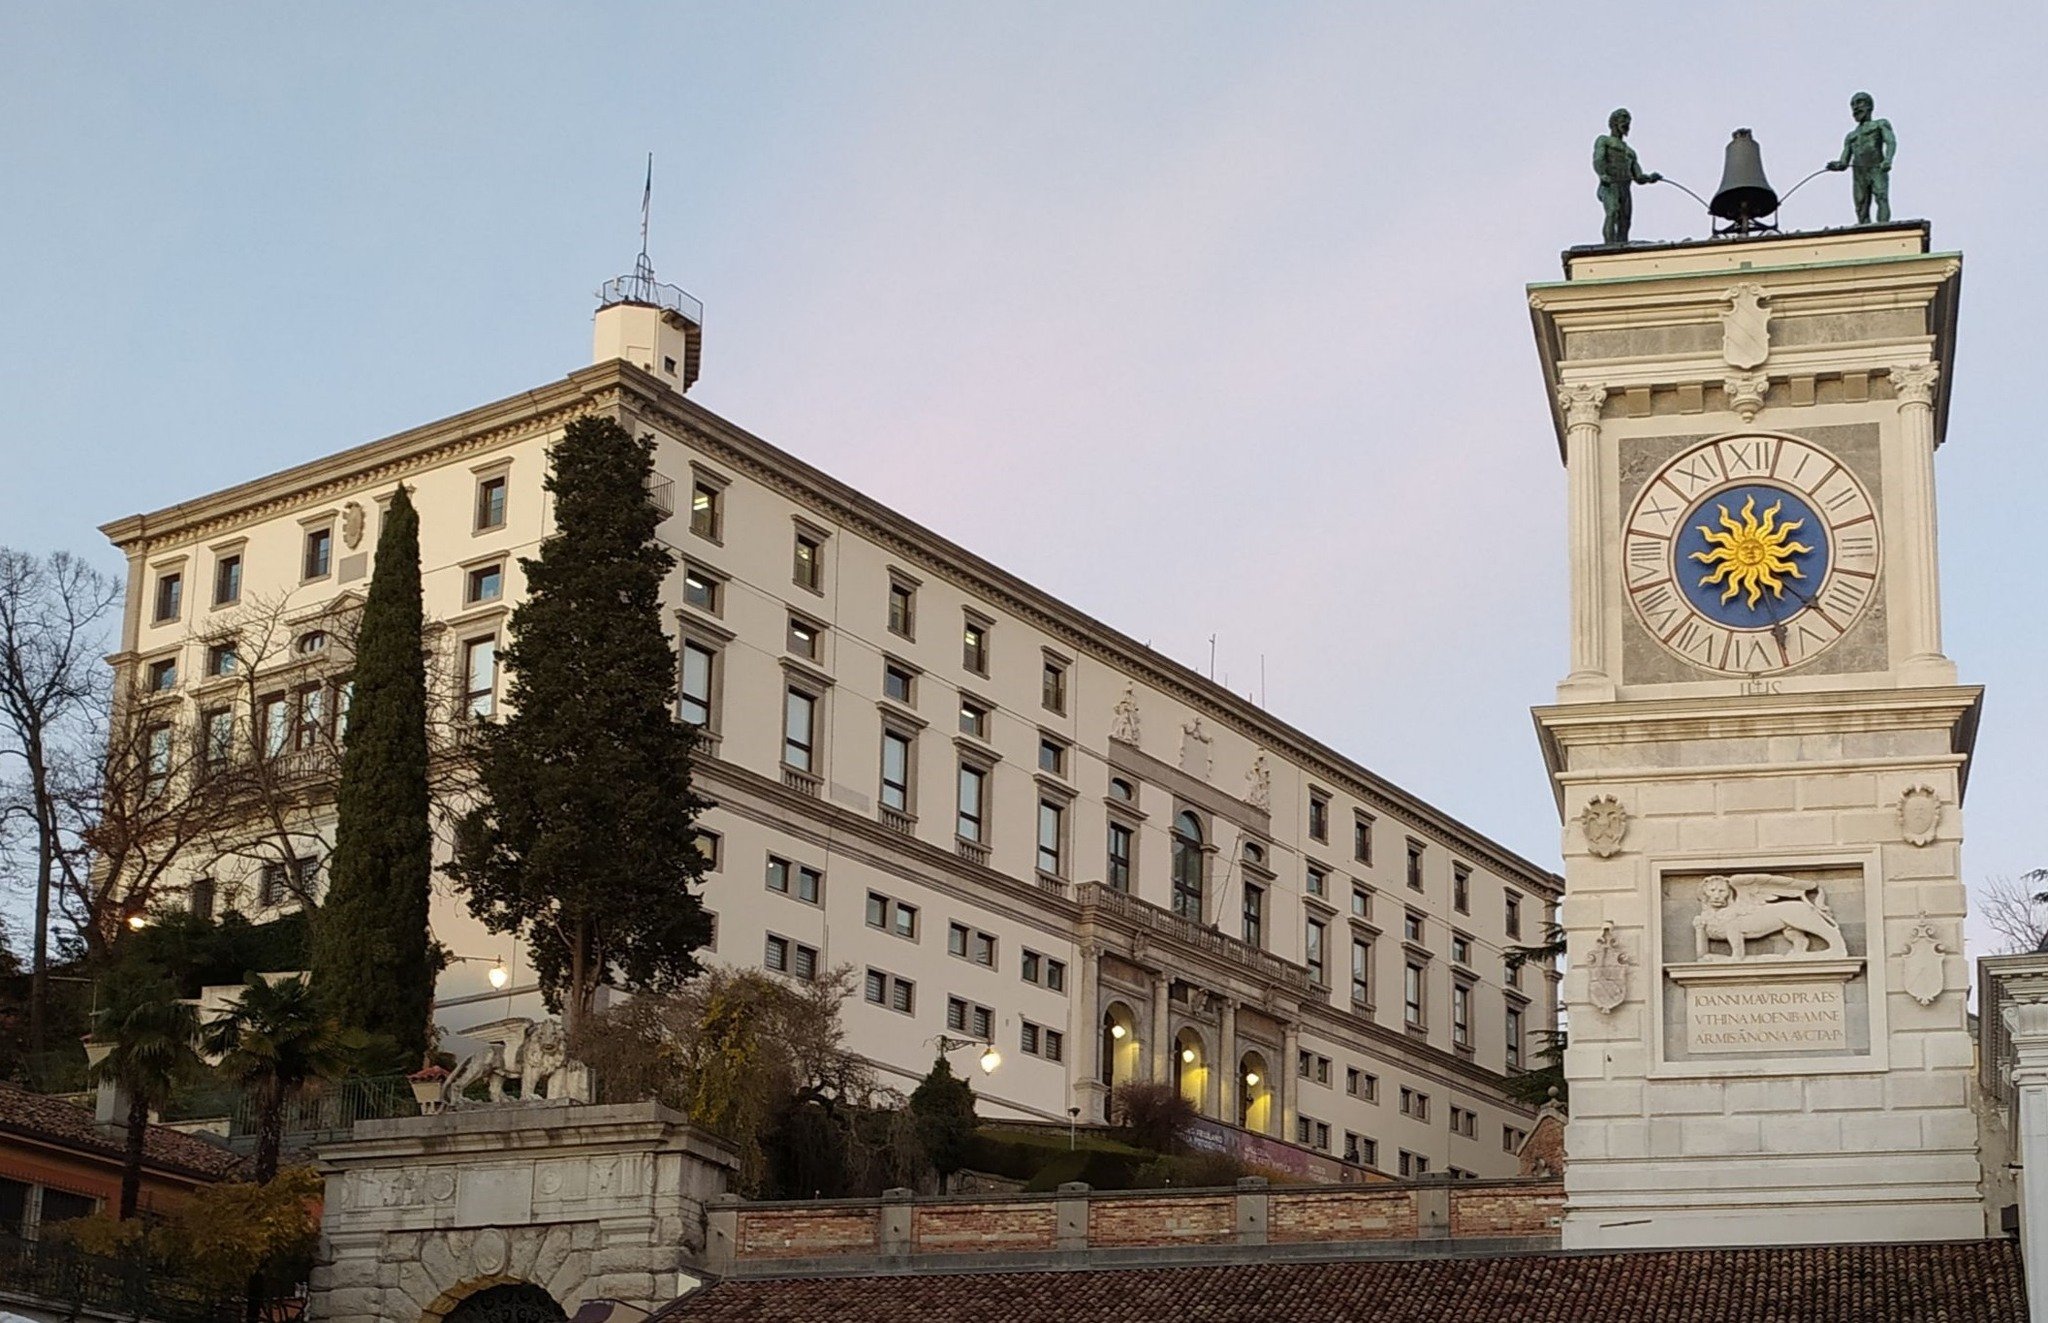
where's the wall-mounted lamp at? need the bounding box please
[1109,1023,1127,1040]
[1244,1071,1261,1088]
[1180,1046,1196,1064]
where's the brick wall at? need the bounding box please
[914,1203,1058,1253]
[736,1206,878,1259]
[1088,1195,1235,1247]
[1268,1189,1418,1243]
[1450,1186,1565,1238]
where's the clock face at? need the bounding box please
[1623,434,1881,676]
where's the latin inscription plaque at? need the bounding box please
[1685,979,1849,1054]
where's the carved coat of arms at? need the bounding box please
[1584,922,1630,1015]
[1578,795,1628,859]
[1897,785,1943,848]
[1721,283,1770,371]
[341,501,367,549]
[1896,913,1946,1007]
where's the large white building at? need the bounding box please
[99,259,1558,1178]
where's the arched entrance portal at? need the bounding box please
[443,1283,567,1323]
[1238,1050,1274,1135]
[1101,1001,1141,1092]
[1174,1027,1209,1113]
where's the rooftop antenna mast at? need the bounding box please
[637,153,655,280]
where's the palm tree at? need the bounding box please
[90,974,201,1219]
[202,975,351,1183]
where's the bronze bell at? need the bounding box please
[1710,129,1780,235]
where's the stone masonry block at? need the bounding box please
[1649,1117,1684,1158]
[1758,1113,1842,1154]
[1922,1033,1975,1070]
[1800,774,1878,811]
[1644,1080,1725,1116]
[1886,1070,1968,1111]
[1638,781,1717,816]
[1887,994,1964,1033]
[1913,883,1968,917]
[1718,779,1798,813]
[1604,1120,1650,1159]
[1723,1078,1805,1113]
[1681,1116,1762,1156]
[1626,818,1683,853]
[1842,1112,1924,1152]
[1602,1042,1648,1079]
[1757,814,1836,849]
[1678,816,1758,852]
[1570,1081,1645,1118]
[1890,1034,1925,1068]
[1804,1075,1884,1111]
[1923,1110,1981,1149]
[1882,843,1959,881]
[1832,809,1899,843]
[1767,734,1844,762]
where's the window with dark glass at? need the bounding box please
[1308,791,1330,842]
[1406,840,1425,891]
[957,762,987,842]
[1404,962,1426,1029]
[1351,937,1372,1007]
[680,641,715,727]
[1036,799,1064,876]
[1453,983,1472,1049]
[783,689,817,772]
[880,730,912,812]
[1505,891,1523,939]
[1107,821,1133,891]
[1506,1004,1524,1069]
[303,527,333,580]
[213,554,242,607]
[793,531,823,591]
[153,572,182,623]
[1042,659,1067,713]
[888,581,914,638]
[1242,883,1264,948]
[1306,917,1327,985]
[1453,863,1471,914]
[883,663,915,704]
[1170,811,1204,920]
[963,618,989,674]
[476,475,508,531]
[1354,811,1373,864]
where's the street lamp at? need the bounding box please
[931,1034,1001,1075]
[450,953,511,989]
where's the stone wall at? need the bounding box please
[706,1177,1563,1276]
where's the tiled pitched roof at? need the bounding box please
[0,1083,245,1181]
[656,1239,2024,1323]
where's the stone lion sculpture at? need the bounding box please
[1692,873,1848,961]
[446,1017,581,1105]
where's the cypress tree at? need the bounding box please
[310,485,433,1065]
[449,417,712,1036]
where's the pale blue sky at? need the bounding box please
[2,5,2042,957]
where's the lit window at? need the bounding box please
[463,637,498,717]
[466,564,503,604]
[476,475,508,531]
[690,482,721,539]
[153,572,182,624]
[303,528,333,580]
[959,699,988,739]
[963,618,989,674]
[213,555,241,607]
[683,567,720,613]
[793,531,823,591]
[787,615,822,661]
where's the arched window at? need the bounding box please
[1242,841,1265,867]
[1108,777,1135,802]
[1171,811,1204,920]
[295,630,328,656]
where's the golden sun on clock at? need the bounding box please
[1623,434,1882,676]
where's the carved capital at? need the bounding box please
[1723,372,1770,423]
[1557,382,1609,430]
[1891,362,1941,408]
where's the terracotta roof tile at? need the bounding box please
[657,1239,2024,1323]
[0,1083,245,1181]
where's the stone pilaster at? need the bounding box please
[2004,977,2048,1323]
[1149,971,1170,1086]
[1557,382,1614,701]
[1279,1019,1301,1140]
[1892,363,1954,684]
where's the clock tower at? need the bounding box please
[1530,224,1984,1248]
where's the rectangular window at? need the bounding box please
[883,663,915,704]
[690,482,721,539]
[1453,863,1471,914]
[865,969,887,1004]
[1451,1106,1476,1138]
[947,998,993,1037]
[188,877,217,921]
[1306,864,1328,898]
[1107,821,1133,892]
[261,693,290,757]
[768,857,822,905]
[958,699,988,740]
[888,581,915,638]
[143,723,173,795]
[963,617,989,675]
[1399,1151,1430,1179]
[880,730,912,812]
[783,689,817,772]
[1308,791,1330,842]
[303,527,333,580]
[956,763,987,842]
[1504,1126,1528,1154]
[1354,812,1373,865]
[1021,950,1040,983]
[1345,1133,1377,1168]
[466,563,503,604]
[793,943,818,981]
[213,555,242,607]
[1399,1087,1430,1121]
[1036,799,1064,876]
[793,531,823,591]
[1406,840,1425,891]
[1038,737,1066,776]
[683,566,720,613]
[1305,917,1327,986]
[680,641,715,727]
[765,934,789,973]
[1404,911,1424,944]
[476,475,508,531]
[1021,1022,1039,1056]
[1350,886,1371,919]
[1451,934,1471,965]
[1346,1068,1378,1102]
[1506,1004,1524,1070]
[1046,1029,1064,1062]
[866,970,913,1015]
[1405,962,1426,1029]
[1242,883,1264,948]
[153,572,182,624]
[1041,659,1067,714]
[205,643,237,677]
[894,901,917,939]
[1505,891,1523,940]
[1045,957,1066,991]
[1506,956,1524,991]
[147,658,178,692]
[201,707,235,770]
[973,930,996,967]
[1452,983,1472,1049]
[1350,937,1372,1008]
[463,637,498,717]
[787,615,822,661]
[295,682,326,748]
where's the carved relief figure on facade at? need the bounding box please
[1244,754,1271,811]
[1110,683,1140,744]
[1578,795,1628,859]
[1692,873,1849,961]
[445,1017,588,1105]
[1179,717,1213,779]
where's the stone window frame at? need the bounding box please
[962,608,993,678]
[687,462,729,544]
[675,615,733,741]
[791,516,830,597]
[886,567,920,641]
[878,711,922,822]
[1040,648,1071,716]
[1105,790,1142,895]
[471,457,513,535]
[681,559,727,618]
[208,539,247,610]
[298,511,338,584]
[1034,780,1075,884]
